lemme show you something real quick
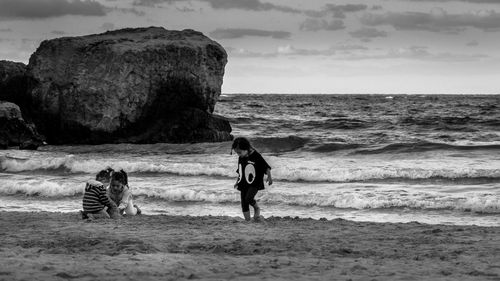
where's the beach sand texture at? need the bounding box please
[1,211,499,281]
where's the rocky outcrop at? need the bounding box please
[0,60,25,85]
[26,27,232,144]
[0,61,33,109]
[0,101,43,149]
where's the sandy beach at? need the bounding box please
[0,212,499,281]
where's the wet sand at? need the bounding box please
[0,211,499,281]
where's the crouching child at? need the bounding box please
[107,170,141,216]
[81,177,119,220]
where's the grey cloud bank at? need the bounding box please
[349,27,388,39]
[201,0,301,13]
[0,0,497,94]
[0,0,106,18]
[210,28,291,39]
[300,19,346,31]
[322,4,368,18]
[408,0,500,3]
[133,0,301,13]
[361,10,500,32]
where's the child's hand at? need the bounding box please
[267,175,273,186]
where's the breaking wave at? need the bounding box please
[1,180,498,214]
[2,155,499,183]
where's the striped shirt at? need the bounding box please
[82,180,115,213]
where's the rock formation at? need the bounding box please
[0,60,25,85]
[0,61,33,108]
[0,101,43,149]
[26,27,232,144]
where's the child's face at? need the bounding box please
[234,148,249,158]
[110,180,124,193]
[97,176,110,186]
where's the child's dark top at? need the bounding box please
[236,150,271,191]
[82,180,116,213]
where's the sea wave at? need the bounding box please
[309,143,362,152]
[1,181,498,214]
[141,189,500,214]
[0,155,232,177]
[0,179,82,197]
[250,136,309,153]
[354,142,500,154]
[302,118,371,130]
[2,154,500,183]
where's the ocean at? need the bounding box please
[1,94,499,226]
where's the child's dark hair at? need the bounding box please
[111,169,128,185]
[231,137,252,154]
[95,167,114,181]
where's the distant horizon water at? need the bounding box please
[222,92,500,96]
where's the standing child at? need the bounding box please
[232,137,272,221]
[81,168,118,219]
[107,169,141,216]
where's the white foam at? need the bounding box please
[2,154,500,184]
[1,155,77,172]
[1,175,499,213]
[0,179,83,197]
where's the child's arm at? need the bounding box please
[118,187,132,210]
[99,188,119,219]
[234,162,240,189]
[266,168,273,185]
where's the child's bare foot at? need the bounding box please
[253,204,260,221]
[80,210,89,220]
[134,204,142,215]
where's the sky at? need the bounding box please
[0,0,499,94]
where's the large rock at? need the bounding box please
[26,27,232,144]
[0,60,25,84]
[0,61,33,108]
[0,101,43,149]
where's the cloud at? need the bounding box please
[110,7,146,16]
[0,28,12,32]
[133,0,302,13]
[277,45,336,56]
[385,46,487,61]
[0,0,107,19]
[349,27,388,41]
[200,0,301,14]
[226,44,485,63]
[466,40,479,46]
[407,0,500,3]
[300,19,346,31]
[322,4,368,18]
[361,10,500,32]
[176,6,196,12]
[305,4,369,18]
[210,28,291,39]
[51,30,66,35]
[341,46,488,62]
[226,44,369,58]
[132,0,175,7]
[100,22,115,30]
[225,47,274,58]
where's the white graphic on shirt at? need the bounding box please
[237,164,242,183]
[244,163,256,184]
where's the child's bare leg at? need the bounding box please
[252,202,260,220]
[124,199,138,216]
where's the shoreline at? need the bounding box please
[1,211,499,280]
